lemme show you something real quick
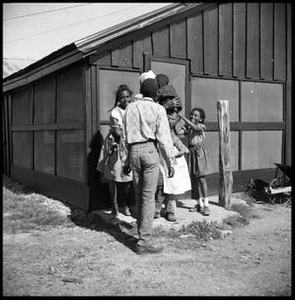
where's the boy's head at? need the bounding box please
[156,74,169,88]
[140,78,159,99]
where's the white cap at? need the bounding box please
[139,70,156,83]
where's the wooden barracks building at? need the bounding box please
[3,3,292,211]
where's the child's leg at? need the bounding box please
[155,169,165,218]
[117,182,131,216]
[155,185,166,218]
[108,180,118,216]
[190,175,203,212]
[199,176,210,215]
[198,176,208,203]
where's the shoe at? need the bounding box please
[135,244,164,255]
[124,207,131,216]
[111,208,118,217]
[200,206,205,214]
[166,212,176,222]
[154,212,161,219]
[189,204,200,212]
[120,206,131,216]
[203,206,210,216]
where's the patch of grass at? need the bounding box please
[3,175,34,195]
[222,214,249,228]
[180,220,222,241]
[153,220,222,242]
[3,176,73,233]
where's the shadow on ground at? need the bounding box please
[69,208,139,253]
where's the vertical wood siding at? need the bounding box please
[260,3,274,80]
[233,3,246,77]
[91,3,288,83]
[187,13,203,74]
[95,50,111,66]
[219,3,233,76]
[133,35,152,69]
[203,7,218,75]
[246,3,260,78]
[274,3,286,81]
[112,43,133,68]
[170,21,186,59]
[2,95,11,175]
[285,3,291,165]
[152,26,169,57]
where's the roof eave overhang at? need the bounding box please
[3,2,215,93]
[3,48,83,93]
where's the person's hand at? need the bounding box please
[123,165,132,175]
[173,97,182,111]
[167,166,175,178]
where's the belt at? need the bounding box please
[130,139,156,146]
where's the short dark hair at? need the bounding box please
[190,107,206,123]
[140,78,158,99]
[156,74,169,88]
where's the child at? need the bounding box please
[178,108,213,216]
[97,84,135,217]
[155,83,190,222]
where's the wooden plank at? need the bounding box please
[285,3,291,165]
[111,49,119,67]
[7,94,12,176]
[11,122,85,131]
[217,100,233,209]
[246,3,260,79]
[117,42,133,68]
[152,26,169,57]
[260,3,274,80]
[233,3,246,77]
[187,13,203,74]
[219,3,233,76]
[274,3,286,80]
[203,7,218,75]
[85,65,93,148]
[2,97,7,174]
[91,66,97,136]
[170,20,186,59]
[133,39,143,69]
[91,51,111,66]
[133,35,153,70]
[142,35,153,55]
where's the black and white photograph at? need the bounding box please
[3,2,292,296]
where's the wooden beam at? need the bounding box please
[217,100,233,209]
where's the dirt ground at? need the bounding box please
[3,202,291,296]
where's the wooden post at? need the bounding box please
[217,100,233,209]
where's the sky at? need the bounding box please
[3,2,172,61]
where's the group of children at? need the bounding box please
[97,70,213,221]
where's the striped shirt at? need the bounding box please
[121,97,174,167]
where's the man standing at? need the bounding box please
[121,78,175,255]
